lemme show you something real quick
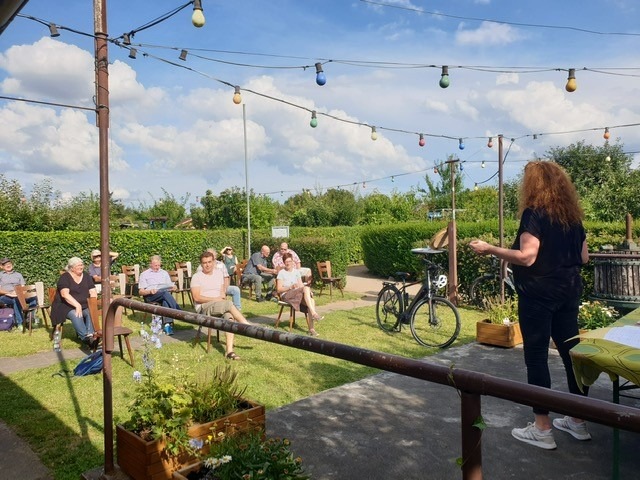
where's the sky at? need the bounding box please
[0,0,639,212]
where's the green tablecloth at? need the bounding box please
[570,309,640,391]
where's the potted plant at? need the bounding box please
[172,430,309,480]
[578,300,618,331]
[476,296,522,348]
[117,317,265,480]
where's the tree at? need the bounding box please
[191,187,277,229]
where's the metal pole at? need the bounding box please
[94,0,114,474]
[243,104,251,258]
[498,135,505,303]
[446,158,459,304]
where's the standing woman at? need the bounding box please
[469,161,590,450]
[276,252,323,336]
[51,257,99,348]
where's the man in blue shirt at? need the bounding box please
[241,245,277,302]
[0,257,33,329]
[138,255,181,334]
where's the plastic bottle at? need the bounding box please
[53,330,61,352]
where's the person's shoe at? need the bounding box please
[553,416,592,440]
[256,297,265,303]
[265,293,272,300]
[511,423,557,450]
[163,323,174,336]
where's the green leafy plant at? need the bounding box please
[186,430,309,480]
[578,300,618,330]
[121,317,247,457]
[483,296,519,325]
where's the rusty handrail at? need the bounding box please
[101,298,640,479]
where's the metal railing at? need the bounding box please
[100,298,640,480]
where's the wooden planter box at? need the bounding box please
[172,461,203,479]
[476,320,523,348]
[117,400,265,480]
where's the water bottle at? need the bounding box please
[53,330,61,352]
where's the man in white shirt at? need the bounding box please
[138,255,181,334]
[191,250,250,360]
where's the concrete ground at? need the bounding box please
[2,264,640,479]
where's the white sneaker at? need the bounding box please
[553,416,591,440]
[511,423,557,450]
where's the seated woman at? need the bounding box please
[276,252,323,336]
[221,246,238,281]
[51,257,99,348]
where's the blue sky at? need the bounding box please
[1,0,639,210]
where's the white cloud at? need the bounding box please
[496,73,519,85]
[456,21,523,46]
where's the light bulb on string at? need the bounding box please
[565,68,577,92]
[604,127,611,140]
[487,137,493,148]
[474,183,478,191]
[459,162,464,171]
[439,65,450,88]
[232,86,242,105]
[481,160,485,168]
[370,126,378,141]
[458,138,465,150]
[418,134,425,147]
[315,63,326,86]
[49,23,60,37]
[362,182,366,189]
[391,176,395,183]
[533,134,538,140]
[309,111,318,128]
[433,167,438,174]
[192,0,205,27]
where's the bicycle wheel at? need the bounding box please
[469,274,502,307]
[410,297,460,348]
[376,284,403,332]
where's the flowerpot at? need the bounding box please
[172,461,203,479]
[117,400,265,480]
[476,319,522,348]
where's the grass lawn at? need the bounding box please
[0,290,486,480]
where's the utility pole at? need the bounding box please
[445,157,459,305]
[498,135,505,303]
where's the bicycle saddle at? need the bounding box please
[393,272,411,282]
[411,247,444,255]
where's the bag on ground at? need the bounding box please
[0,307,15,331]
[73,350,104,376]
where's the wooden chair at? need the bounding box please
[316,261,344,297]
[121,264,140,297]
[14,284,39,335]
[236,260,253,299]
[87,296,134,366]
[275,298,297,331]
[195,323,221,354]
[173,268,193,308]
[174,261,193,289]
[109,273,132,314]
[34,281,51,328]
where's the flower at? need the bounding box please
[190,430,309,480]
[578,301,618,330]
[120,316,249,458]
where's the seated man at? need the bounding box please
[88,249,119,287]
[138,255,180,335]
[0,257,34,329]
[196,249,242,311]
[241,245,277,302]
[191,250,251,360]
[271,242,312,285]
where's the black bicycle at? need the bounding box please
[376,247,461,348]
[469,255,516,307]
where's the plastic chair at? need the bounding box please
[87,296,134,366]
[316,261,344,297]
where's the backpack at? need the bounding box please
[73,350,104,376]
[0,308,15,331]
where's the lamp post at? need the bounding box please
[243,104,251,258]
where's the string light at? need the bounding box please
[362,182,366,188]
[370,126,378,141]
[474,183,478,191]
[128,48,137,59]
[391,176,395,182]
[604,127,611,140]
[310,110,318,128]
[48,23,60,37]
[434,167,438,174]
[439,65,450,88]
[192,0,205,27]
[481,161,485,168]
[458,138,465,150]
[533,133,538,139]
[122,33,131,45]
[315,62,326,86]
[565,68,577,92]
[487,137,493,148]
[232,86,242,104]
[179,49,188,61]
[418,133,425,147]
